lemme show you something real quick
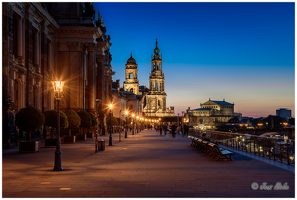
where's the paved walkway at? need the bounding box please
[2,129,295,197]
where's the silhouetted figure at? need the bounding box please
[201,133,218,144]
[160,125,162,135]
[171,124,176,138]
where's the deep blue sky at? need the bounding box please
[93,2,295,118]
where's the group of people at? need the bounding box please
[154,123,190,138]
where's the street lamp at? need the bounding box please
[109,104,113,146]
[125,111,128,138]
[132,113,135,135]
[52,80,64,171]
[136,116,139,133]
[95,99,101,153]
[119,110,122,142]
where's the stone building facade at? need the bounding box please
[2,2,115,139]
[185,99,242,129]
[111,85,143,121]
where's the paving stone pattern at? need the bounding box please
[2,129,295,197]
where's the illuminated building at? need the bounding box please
[3,2,114,142]
[185,99,242,129]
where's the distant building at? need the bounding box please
[123,53,139,95]
[122,39,175,118]
[142,39,175,117]
[185,99,242,129]
[276,108,291,121]
[111,88,143,121]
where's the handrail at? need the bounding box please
[189,129,295,166]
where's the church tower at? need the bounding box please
[143,39,174,117]
[123,52,139,95]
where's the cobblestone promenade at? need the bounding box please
[2,129,295,197]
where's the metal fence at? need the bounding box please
[189,129,295,166]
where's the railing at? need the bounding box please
[189,129,295,166]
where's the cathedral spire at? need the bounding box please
[154,38,160,55]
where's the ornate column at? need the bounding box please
[16,16,23,65]
[96,54,106,135]
[22,18,25,65]
[162,97,166,111]
[33,30,39,70]
[47,40,51,73]
[86,43,96,113]
[24,3,33,106]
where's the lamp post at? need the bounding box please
[52,80,64,171]
[136,116,139,133]
[125,111,128,138]
[109,104,113,146]
[95,99,101,153]
[132,114,135,135]
[119,110,122,142]
[181,111,184,134]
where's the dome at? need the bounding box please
[126,52,136,65]
[154,47,160,55]
[154,38,160,55]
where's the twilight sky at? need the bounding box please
[93,2,295,118]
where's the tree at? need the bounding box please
[77,110,92,129]
[65,109,81,128]
[44,110,69,129]
[116,118,125,126]
[15,106,45,142]
[88,112,97,127]
[106,116,118,126]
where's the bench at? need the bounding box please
[188,135,234,161]
[212,145,233,161]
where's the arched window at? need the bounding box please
[130,88,133,93]
[129,73,133,79]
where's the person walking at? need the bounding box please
[160,125,163,135]
[183,124,187,137]
[171,124,176,138]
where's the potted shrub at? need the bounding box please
[15,106,45,153]
[87,112,97,138]
[64,109,81,143]
[106,116,118,134]
[44,110,69,147]
[77,110,92,141]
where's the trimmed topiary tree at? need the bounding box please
[44,110,69,129]
[106,116,118,126]
[65,109,81,128]
[77,110,92,129]
[116,118,125,126]
[88,112,97,127]
[15,106,45,142]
